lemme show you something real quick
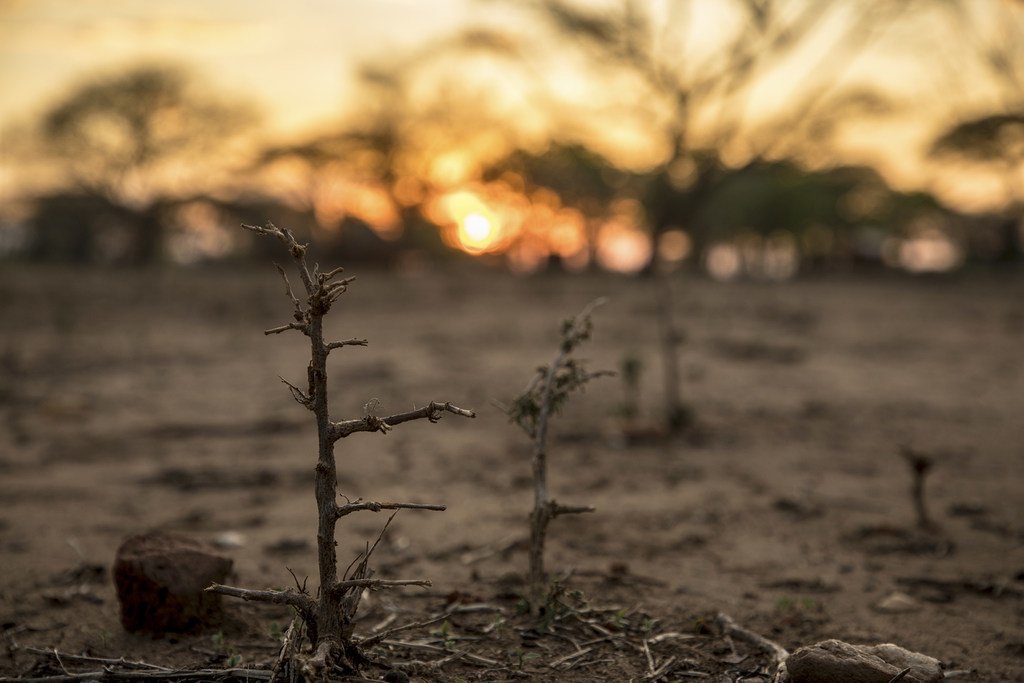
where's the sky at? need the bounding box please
[0,0,1021,214]
[0,0,476,135]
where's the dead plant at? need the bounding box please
[206,222,475,678]
[505,298,611,614]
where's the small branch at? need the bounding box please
[356,613,451,647]
[265,321,308,336]
[274,263,301,310]
[206,583,315,616]
[242,222,283,238]
[331,401,476,440]
[335,501,447,519]
[325,276,357,295]
[714,612,789,669]
[382,401,476,426]
[332,578,432,593]
[17,648,172,672]
[270,618,301,683]
[280,376,313,408]
[379,640,500,667]
[550,501,596,518]
[320,265,346,282]
[325,338,369,352]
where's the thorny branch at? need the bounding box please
[279,376,312,409]
[221,221,474,673]
[714,612,789,671]
[506,299,611,610]
[325,338,369,352]
[332,578,432,593]
[205,584,315,622]
[335,500,447,518]
[331,401,476,440]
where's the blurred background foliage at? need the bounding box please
[1,0,1021,278]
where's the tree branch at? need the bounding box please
[325,338,369,352]
[265,321,308,336]
[332,578,432,594]
[331,401,476,440]
[335,501,447,519]
[205,583,315,616]
[549,501,596,517]
[714,612,789,670]
[274,263,301,310]
[280,375,313,409]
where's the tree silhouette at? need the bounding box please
[928,1,1024,260]
[36,64,255,263]
[473,0,907,270]
[254,33,529,260]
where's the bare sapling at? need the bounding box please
[899,446,935,530]
[618,352,643,420]
[655,269,691,433]
[206,222,475,676]
[506,299,612,614]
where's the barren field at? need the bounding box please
[1,264,1022,681]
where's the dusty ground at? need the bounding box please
[0,262,1022,681]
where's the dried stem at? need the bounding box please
[900,446,935,530]
[331,401,476,440]
[507,299,609,613]
[655,270,689,432]
[326,338,369,352]
[714,612,789,671]
[333,578,432,592]
[335,500,447,518]
[205,584,315,622]
[220,222,474,672]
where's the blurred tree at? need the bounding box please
[35,64,255,263]
[928,1,1023,261]
[482,142,626,267]
[253,66,437,260]
[932,114,1024,261]
[254,32,528,261]
[477,0,906,271]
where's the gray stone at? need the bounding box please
[114,531,232,633]
[782,639,943,683]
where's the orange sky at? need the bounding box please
[0,0,1021,213]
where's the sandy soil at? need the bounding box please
[0,263,1022,681]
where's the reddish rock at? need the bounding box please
[113,531,232,633]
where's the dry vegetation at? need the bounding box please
[0,260,1022,681]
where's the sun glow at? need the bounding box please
[427,189,509,254]
[460,212,496,251]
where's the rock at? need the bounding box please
[874,590,922,614]
[781,639,943,683]
[113,531,232,633]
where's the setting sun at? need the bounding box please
[461,212,494,248]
